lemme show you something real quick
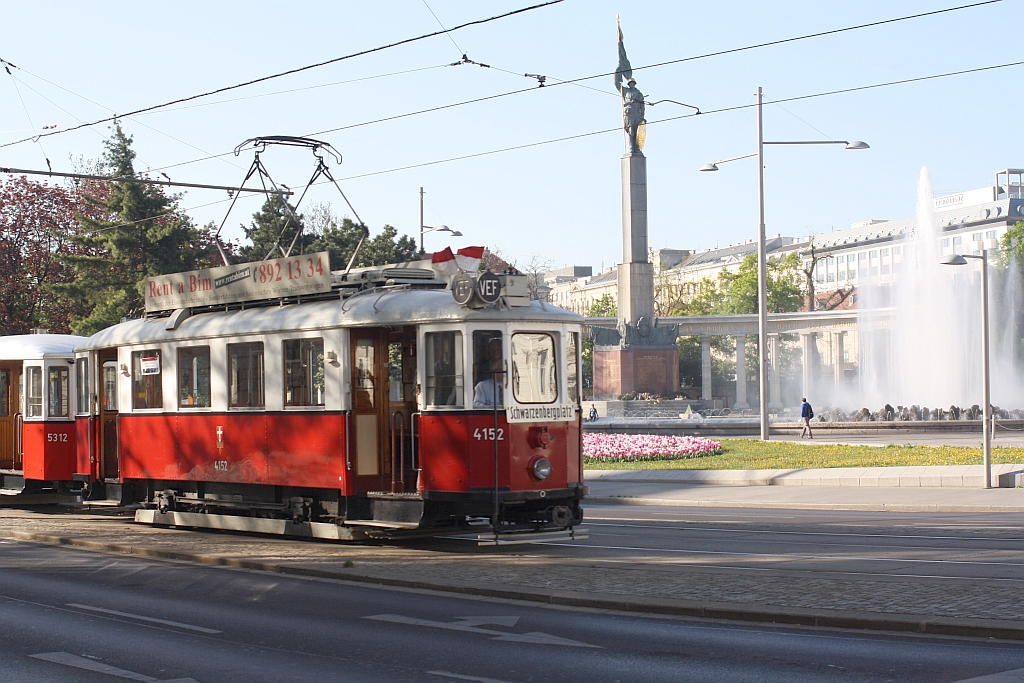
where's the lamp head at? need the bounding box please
[450,230,463,237]
[437,225,452,233]
[699,163,719,172]
[845,141,870,150]
[941,253,968,266]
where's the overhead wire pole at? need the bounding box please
[756,87,770,441]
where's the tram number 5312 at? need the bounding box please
[473,428,504,441]
[46,433,69,443]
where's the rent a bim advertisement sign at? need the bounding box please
[144,252,332,312]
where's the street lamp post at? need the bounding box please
[419,187,462,252]
[941,251,992,488]
[700,87,869,440]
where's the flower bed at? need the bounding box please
[583,433,722,463]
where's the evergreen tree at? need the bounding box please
[56,124,214,335]
[239,194,308,262]
[302,203,417,271]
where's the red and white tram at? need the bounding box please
[0,333,84,495]
[73,262,587,539]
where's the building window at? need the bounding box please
[986,230,997,240]
[76,358,89,415]
[48,367,69,417]
[425,331,464,407]
[284,338,324,407]
[953,236,962,246]
[131,350,163,410]
[838,271,846,281]
[26,366,42,417]
[893,246,902,255]
[836,255,845,264]
[228,342,264,408]
[880,248,889,257]
[972,233,982,242]
[511,333,557,404]
[827,272,835,282]
[869,250,878,259]
[941,238,950,247]
[178,346,211,408]
[848,269,857,279]
[817,273,825,284]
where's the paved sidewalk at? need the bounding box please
[0,508,1022,641]
[586,464,1024,488]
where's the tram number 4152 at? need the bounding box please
[46,433,69,443]
[473,428,505,441]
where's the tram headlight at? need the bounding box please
[531,457,552,481]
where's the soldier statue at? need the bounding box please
[614,17,645,155]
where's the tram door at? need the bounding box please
[350,327,418,493]
[0,362,20,469]
[98,351,120,480]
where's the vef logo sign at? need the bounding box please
[475,271,501,304]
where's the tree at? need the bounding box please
[303,202,417,271]
[57,124,216,334]
[0,177,90,334]
[682,253,803,316]
[239,194,307,262]
[799,242,829,312]
[998,220,1024,268]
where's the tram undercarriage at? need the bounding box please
[131,479,586,539]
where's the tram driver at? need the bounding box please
[472,334,504,408]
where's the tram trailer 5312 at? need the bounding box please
[72,261,587,540]
[0,332,85,498]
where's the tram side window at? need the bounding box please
[472,331,504,408]
[567,332,579,403]
[425,331,463,407]
[511,333,557,404]
[48,367,69,417]
[131,350,163,410]
[0,369,8,417]
[178,346,211,408]
[284,338,324,407]
[76,358,89,414]
[229,342,264,408]
[26,366,43,417]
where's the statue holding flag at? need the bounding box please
[615,16,646,155]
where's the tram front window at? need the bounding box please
[26,367,43,417]
[48,367,69,417]
[567,332,580,403]
[472,331,503,408]
[511,333,557,404]
[425,331,463,407]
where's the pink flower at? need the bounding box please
[582,433,721,463]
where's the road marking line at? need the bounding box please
[30,652,158,682]
[428,671,518,683]
[453,616,520,627]
[950,666,1024,682]
[66,603,221,633]
[364,614,599,648]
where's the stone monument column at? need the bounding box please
[801,332,817,400]
[701,336,712,401]
[769,333,784,410]
[591,18,678,400]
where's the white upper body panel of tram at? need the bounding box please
[76,289,584,349]
[0,334,85,360]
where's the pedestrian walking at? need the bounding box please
[800,397,814,439]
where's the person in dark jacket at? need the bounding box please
[800,398,814,439]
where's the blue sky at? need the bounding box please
[1,1,1021,269]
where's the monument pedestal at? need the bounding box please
[593,345,680,400]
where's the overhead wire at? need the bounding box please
[10,0,1001,182]
[0,0,565,150]
[79,57,1024,236]
[3,60,51,169]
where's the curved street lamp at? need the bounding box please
[698,87,869,440]
[941,250,992,488]
[420,187,463,252]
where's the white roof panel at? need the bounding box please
[77,290,583,350]
[0,334,85,360]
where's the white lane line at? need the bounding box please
[364,614,599,648]
[537,542,1024,568]
[950,666,1024,682]
[30,652,158,682]
[428,671,519,683]
[66,603,221,633]
[584,521,1024,543]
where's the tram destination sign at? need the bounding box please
[145,252,332,313]
[506,404,578,423]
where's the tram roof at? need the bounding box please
[0,334,86,360]
[76,289,584,350]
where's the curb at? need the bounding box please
[585,496,1024,513]
[2,528,1022,642]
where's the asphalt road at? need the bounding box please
[532,504,1024,582]
[1,514,1023,683]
